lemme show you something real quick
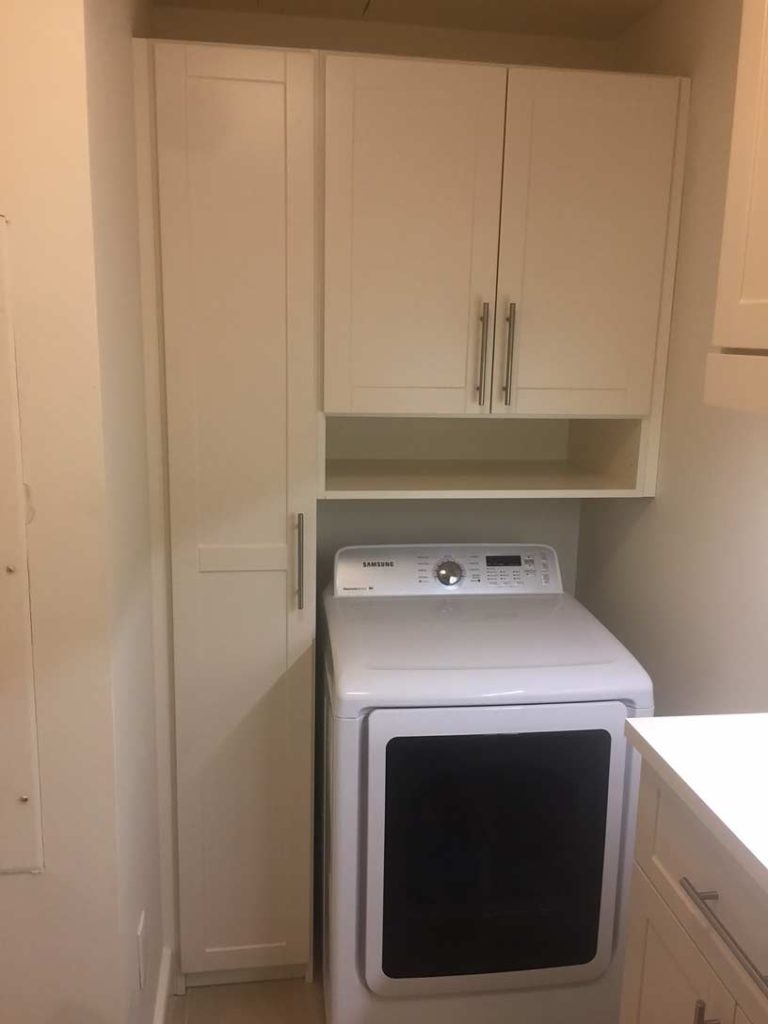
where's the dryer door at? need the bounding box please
[364,700,628,997]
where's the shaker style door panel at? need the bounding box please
[620,868,736,1024]
[0,217,43,874]
[154,42,315,975]
[714,0,768,351]
[494,69,683,416]
[325,54,506,414]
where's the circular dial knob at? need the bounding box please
[435,560,464,588]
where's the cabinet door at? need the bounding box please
[713,0,768,351]
[621,867,736,1024]
[325,54,506,415]
[155,43,317,976]
[493,69,684,417]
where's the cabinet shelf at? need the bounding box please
[322,416,648,499]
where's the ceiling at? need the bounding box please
[152,0,664,41]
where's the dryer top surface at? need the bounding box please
[322,584,653,717]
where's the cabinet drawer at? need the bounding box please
[637,769,768,1023]
[621,866,736,1024]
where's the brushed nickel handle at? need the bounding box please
[296,512,305,611]
[693,999,719,1024]
[476,301,490,406]
[502,301,516,407]
[680,877,768,997]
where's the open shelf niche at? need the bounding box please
[323,416,652,499]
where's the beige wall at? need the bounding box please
[0,1,163,1021]
[149,5,618,68]
[83,1,165,1022]
[0,1,123,1020]
[576,0,768,715]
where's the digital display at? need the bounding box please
[486,555,522,567]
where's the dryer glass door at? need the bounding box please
[364,701,628,997]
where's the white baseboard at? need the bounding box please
[153,946,174,1024]
[184,963,307,988]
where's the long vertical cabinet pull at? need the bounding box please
[693,1000,720,1024]
[477,301,490,405]
[296,513,305,611]
[502,301,517,406]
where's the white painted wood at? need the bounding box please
[713,0,768,352]
[151,945,173,1024]
[620,867,736,1024]
[493,68,684,417]
[638,776,768,1024]
[323,415,643,496]
[0,216,43,874]
[324,54,506,414]
[629,727,768,1024]
[629,80,689,495]
[134,37,181,991]
[324,459,641,497]
[154,41,316,976]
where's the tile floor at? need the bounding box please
[168,979,325,1024]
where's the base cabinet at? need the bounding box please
[621,868,736,1024]
[150,42,318,976]
[621,764,768,1024]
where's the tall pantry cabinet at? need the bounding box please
[152,43,318,975]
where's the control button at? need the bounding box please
[435,560,464,587]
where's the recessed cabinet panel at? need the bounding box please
[154,42,316,976]
[0,218,43,875]
[324,55,506,414]
[494,69,683,417]
[185,74,288,550]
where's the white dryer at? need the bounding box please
[321,544,653,1024]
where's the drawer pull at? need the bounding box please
[680,877,768,997]
[693,999,719,1024]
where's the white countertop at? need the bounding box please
[627,713,768,898]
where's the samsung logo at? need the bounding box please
[362,560,395,568]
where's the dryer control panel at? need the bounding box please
[333,544,563,596]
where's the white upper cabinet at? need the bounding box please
[325,58,686,418]
[713,0,768,352]
[324,54,506,415]
[495,69,685,417]
[706,0,768,413]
